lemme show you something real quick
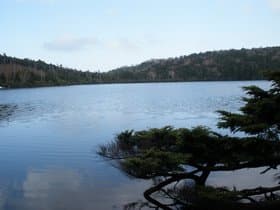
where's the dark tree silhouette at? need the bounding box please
[99,72,280,210]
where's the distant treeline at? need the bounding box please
[0,55,102,88]
[1,46,280,88]
[108,46,280,82]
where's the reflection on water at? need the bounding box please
[0,103,37,126]
[208,167,279,189]
[0,167,151,210]
[0,81,271,209]
[0,104,17,123]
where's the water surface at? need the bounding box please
[0,81,272,209]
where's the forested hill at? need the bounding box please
[1,46,280,88]
[0,55,101,88]
[107,47,280,82]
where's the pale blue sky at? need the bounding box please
[1,0,280,71]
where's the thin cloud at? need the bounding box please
[44,36,98,52]
[107,38,140,52]
[44,35,158,54]
[267,0,280,11]
[16,0,56,3]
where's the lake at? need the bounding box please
[0,81,273,210]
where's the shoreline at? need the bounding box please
[0,78,266,90]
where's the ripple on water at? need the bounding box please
[0,81,272,209]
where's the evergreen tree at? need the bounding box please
[99,72,280,210]
[218,72,280,140]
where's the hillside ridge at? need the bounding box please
[1,46,280,88]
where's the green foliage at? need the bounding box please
[101,126,280,175]
[218,72,280,140]
[99,72,280,209]
[122,149,187,178]
[194,186,238,202]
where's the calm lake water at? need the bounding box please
[0,81,273,210]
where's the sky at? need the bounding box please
[0,0,280,71]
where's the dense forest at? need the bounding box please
[1,46,280,88]
[109,46,280,82]
[0,54,101,88]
